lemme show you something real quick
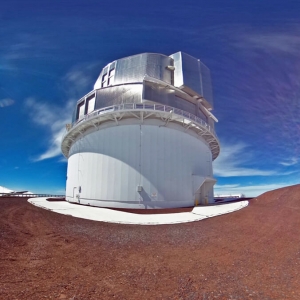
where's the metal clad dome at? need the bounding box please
[62,51,220,209]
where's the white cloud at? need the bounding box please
[23,63,100,161]
[213,142,277,177]
[215,182,298,197]
[279,157,298,166]
[214,184,240,189]
[63,63,101,94]
[3,33,56,61]
[64,70,91,90]
[0,98,14,107]
[231,26,300,56]
[25,97,74,161]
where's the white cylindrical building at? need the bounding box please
[61,52,220,209]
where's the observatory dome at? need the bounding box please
[62,52,220,209]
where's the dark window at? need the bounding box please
[101,73,108,87]
[108,68,115,86]
[85,94,96,114]
[76,101,85,120]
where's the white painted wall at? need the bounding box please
[66,122,215,208]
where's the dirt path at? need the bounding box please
[0,184,300,299]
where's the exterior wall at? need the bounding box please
[143,81,197,115]
[63,51,219,209]
[73,52,214,125]
[94,53,173,90]
[170,52,214,108]
[66,122,214,209]
[95,84,143,108]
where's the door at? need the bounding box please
[193,176,216,205]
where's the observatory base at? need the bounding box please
[66,122,216,209]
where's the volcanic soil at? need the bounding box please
[0,184,300,299]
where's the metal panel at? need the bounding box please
[143,81,197,115]
[170,51,214,108]
[199,61,214,108]
[170,52,183,87]
[145,54,173,84]
[114,54,148,84]
[95,84,143,109]
[181,52,202,95]
[92,52,213,112]
[94,53,173,90]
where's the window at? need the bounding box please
[108,68,115,86]
[77,101,85,120]
[101,73,108,87]
[85,94,95,114]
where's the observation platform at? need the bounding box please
[28,198,248,225]
[61,103,220,160]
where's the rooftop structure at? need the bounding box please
[61,52,220,209]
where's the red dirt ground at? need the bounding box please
[0,184,300,299]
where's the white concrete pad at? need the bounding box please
[28,198,248,225]
[192,201,249,217]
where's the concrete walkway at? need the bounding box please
[28,198,248,225]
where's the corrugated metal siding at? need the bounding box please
[170,51,214,108]
[181,52,202,95]
[95,84,143,109]
[94,53,173,88]
[199,61,214,108]
[143,81,197,115]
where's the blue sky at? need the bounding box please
[0,0,299,196]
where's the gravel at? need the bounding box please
[0,184,299,299]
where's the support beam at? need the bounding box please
[113,115,119,125]
[140,111,144,124]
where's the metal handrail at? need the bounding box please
[0,193,65,198]
[70,103,217,136]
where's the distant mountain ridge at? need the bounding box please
[0,186,33,195]
[0,185,14,193]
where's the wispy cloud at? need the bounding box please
[63,63,101,96]
[214,184,240,190]
[238,31,300,55]
[24,63,100,161]
[2,33,57,61]
[25,97,74,161]
[279,157,299,166]
[0,98,14,107]
[64,69,92,90]
[213,142,277,177]
[215,181,298,197]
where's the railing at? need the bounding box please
[0,193,65,198]
[69,103,216,136]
